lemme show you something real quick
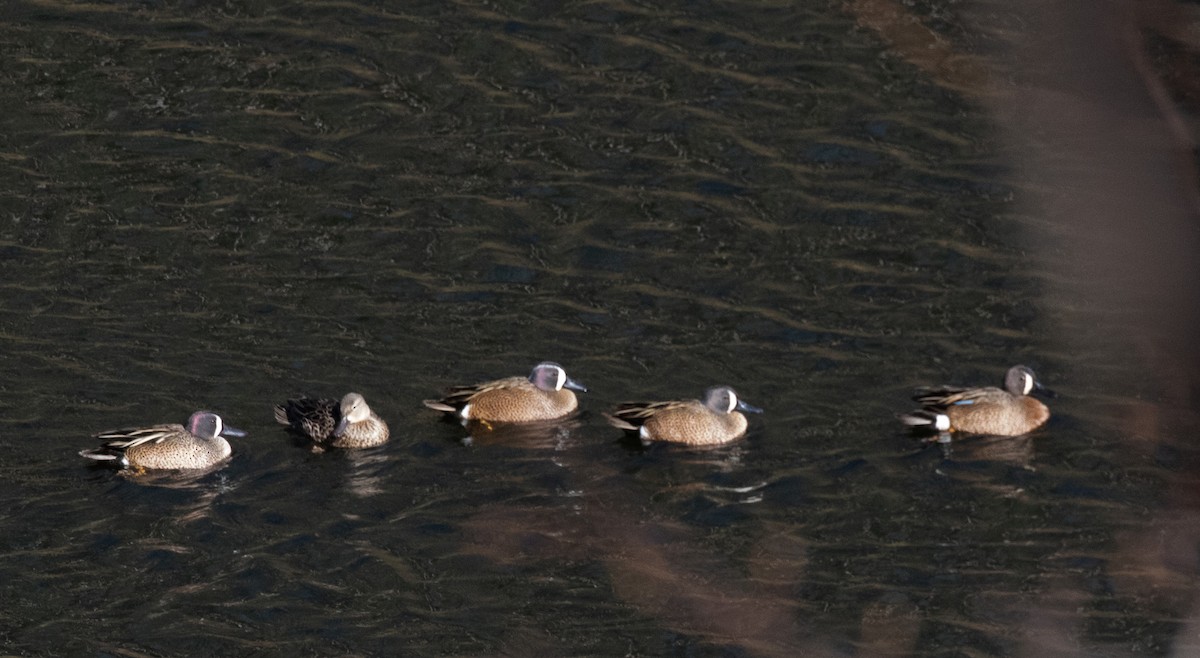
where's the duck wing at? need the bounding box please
[913,386,1005,409]
[605,400,690,430]
[92,423,184,450]
[274,398,338,439]
[423,376,525,413]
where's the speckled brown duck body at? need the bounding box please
[605,386,763,446]
[80,411,245,470]
[423,362,588,424]
[901,365,1053,437]
[274,392,389,448]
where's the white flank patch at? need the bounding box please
[935,414,951,431]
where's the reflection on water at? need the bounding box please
[456,416,584,449]
[340,447,392,499]
[930,433,1035,469]
[0,0,1198,655]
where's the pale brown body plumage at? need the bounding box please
[913,387,1050,436]
[605,386,762,446]
[423,362,587,424]
[274,393,389,448]
[607,401,748,446]
[81,411,242,470]
[902,365,1052,437]
[424,376,579,423]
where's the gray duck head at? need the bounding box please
[702,386,763,415]
[334,393,372,437]
[1004,365,1054,398]
[529,362,588,394]
[187,411,246,439]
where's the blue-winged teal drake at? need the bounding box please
[80,411,245,470]
[423,362,588,424]
[274,392,389,448]
[901,365,1053,436]
[604,386,763,446]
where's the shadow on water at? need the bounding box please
[860,0,1200,655]
[0,0,1199,655]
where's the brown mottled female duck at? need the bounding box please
[274,392,389,448]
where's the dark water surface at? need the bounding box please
[3,0,1200,655]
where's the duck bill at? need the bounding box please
[221,424,248,438]
[333,417,351,438]
[1033,383,1057,399]
[563,377,589,394]
[735,400,764,414]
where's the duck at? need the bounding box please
[80,411,245,471]
[423,361,587,424]
[274,392,389,448]
[604,386,763,445]
[900,364,1052,436]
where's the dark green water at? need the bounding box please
[2,0,1199,656]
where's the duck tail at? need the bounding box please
[899,410,950,431]
[602,412,640,432]
[422,399,457,413]
[79,448,112,460]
